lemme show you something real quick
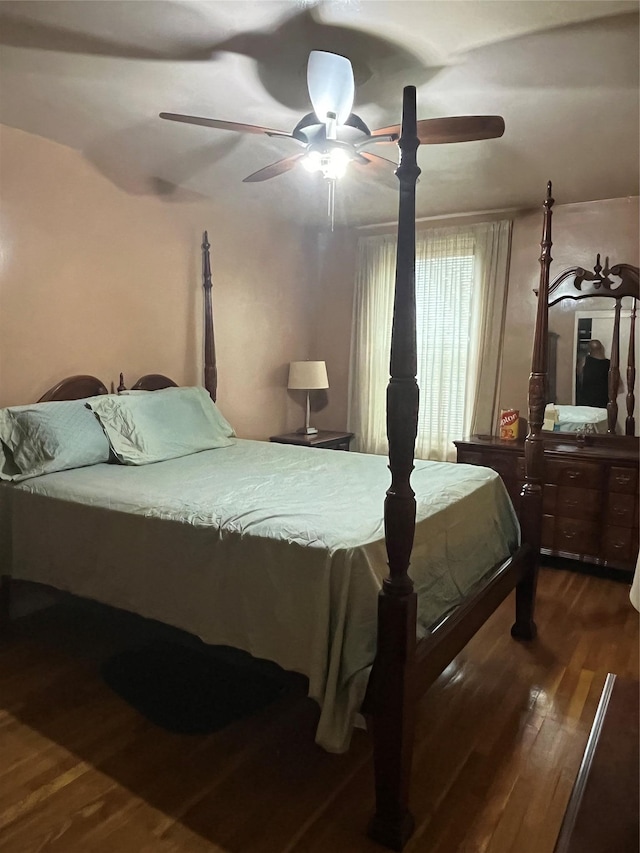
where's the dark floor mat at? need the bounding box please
[101,640,286,734]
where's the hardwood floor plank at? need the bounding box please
[0,567,636,853]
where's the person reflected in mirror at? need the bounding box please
[576,339,621,407]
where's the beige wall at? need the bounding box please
[311,196,640,434]
[3,126,636,440]
[308,227,357,432]
[0,125,317,439]
[500,196,639,417]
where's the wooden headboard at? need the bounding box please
[38,375,109,402]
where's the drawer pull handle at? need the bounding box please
[613,507,627,516]
[612,541,625,550]
[566,471,579,480]
[615,474,632,485]
[562,529,577,539]
[564,499,578,507]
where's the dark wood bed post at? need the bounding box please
[626,302,636,436]
[513,182,554,641]
[202,231,218,402]
[0,574,10,636]
[367,85,420,852]
[608,297,622,434]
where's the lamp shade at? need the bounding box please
[288,361,329,390]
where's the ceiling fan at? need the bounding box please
[159,51,505,186]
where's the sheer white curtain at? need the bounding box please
[348,220,512,461]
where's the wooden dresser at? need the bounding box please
[454,435,639,573]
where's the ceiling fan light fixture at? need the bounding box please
[326,147,351,179]
[307,51,355,126]
[303,147,352,180]
[302,149,322,172]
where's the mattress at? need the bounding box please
[0,439,519,752]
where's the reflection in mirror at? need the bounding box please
[548,297,639,434]
[544,258,639,436]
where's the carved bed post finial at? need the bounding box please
[202,231,218,402]
[367,84,420,853]
[594,253,602,277]
[626,302,636,436]
[513,180,555,641]
[117,373,126,393]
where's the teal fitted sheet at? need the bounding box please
[0,439,519,752]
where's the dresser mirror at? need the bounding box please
[545,257,639,437]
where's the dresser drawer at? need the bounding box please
[542,514,555,550]
[319,438,352,451]
[608,466,638,494]
[543,485,602,521]
[552,517,599,558]
[545,460,602,489]
[457,451,486,467]
[602,526,635,564]
[481,453,519,481]
[506,484,522,512]
[458,450,519,482]
[606,493,637,529]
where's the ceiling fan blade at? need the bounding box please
[307,51,355,126]
[351,152,399,187]
[159,113,294,139]
[370,116,506,145]
[242,153,306,183]
[356,132,399,148]
[358,151,398,170]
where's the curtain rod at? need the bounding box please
[355,205,525,232]
[356,194,639,232]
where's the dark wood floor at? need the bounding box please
[0,567,637,853]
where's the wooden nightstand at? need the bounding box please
[269,430,354,451]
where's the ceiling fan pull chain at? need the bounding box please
[328,179,336,232]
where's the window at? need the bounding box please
[415,252,475,446]
[349,219,511,462]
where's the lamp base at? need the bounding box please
[297,426,319,435]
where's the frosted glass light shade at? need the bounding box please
[288,361,329,390]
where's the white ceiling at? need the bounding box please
[1,0,638,227]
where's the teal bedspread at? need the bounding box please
[0,439,519,752]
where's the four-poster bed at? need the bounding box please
[0,87,549,850]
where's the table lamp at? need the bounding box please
[288,361,329,435]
